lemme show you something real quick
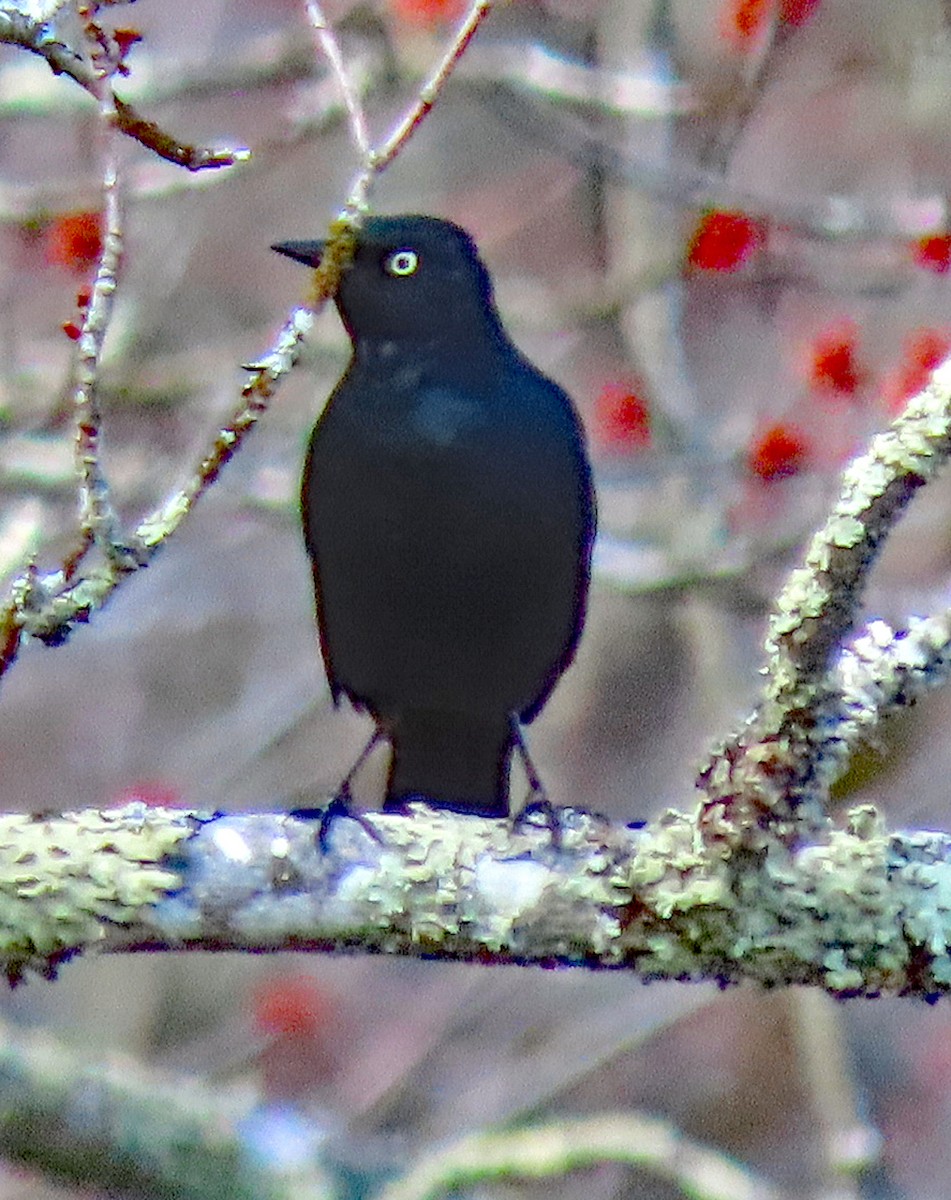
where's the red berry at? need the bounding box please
[779,0,821,23]
[720,0,775,47]
[913,234,951,274]
[389,0,467,25]
[748,422,809,481]
[687,210,762,272]
[594,382,651,452]
[113,781,183,808]
[62,321,82,341]
[883,328,951,413]
[253,975,334,1039]
[45,212,103,273]
[905,327,950,373]
[808,323,863,397]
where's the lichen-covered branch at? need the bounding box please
[699,357,951,846]
[824,613,951,786]
[378,1111,788,1200]
[3,802,951,1000]
[0,1014,309,1200]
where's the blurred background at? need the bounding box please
[2,0,951,1195]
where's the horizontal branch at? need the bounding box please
[3,803,951,999]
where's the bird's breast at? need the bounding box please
[408,387,483,448]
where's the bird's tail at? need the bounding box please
[385,711,513,818]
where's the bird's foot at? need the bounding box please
[509,720,562,845]
[514,797,563,849]
[290,789,382,853]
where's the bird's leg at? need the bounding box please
[336,726,386,801]
[291,728,386,851]
[512,720,546,802]
[511,719,562,847]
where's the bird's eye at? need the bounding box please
[384,249,419,277]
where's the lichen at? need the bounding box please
[0,804,189,980]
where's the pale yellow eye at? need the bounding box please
[385,249,419,277]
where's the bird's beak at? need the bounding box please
[271,239,324,267]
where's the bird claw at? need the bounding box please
[514,797,563,849]
[290,791,383,853]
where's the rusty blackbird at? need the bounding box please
[272,215,594,817]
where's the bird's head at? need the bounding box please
[272,214,502,347]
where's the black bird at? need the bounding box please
[273,215,594,817]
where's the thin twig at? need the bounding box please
[305,0,370,156]
[302,0,495,311]
[73,149,133,565]
[0,7,248,170]
[0,0,495,672]
[112,97,250,172]
[339,0,494,218]
[136,308,316,549]
[370,0,493,176]
[789,990,876,1195]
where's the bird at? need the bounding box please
[272,214,595,818]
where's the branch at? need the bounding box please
[1,802,950,1000]
[0,0,490,677]
[367,0,493,178]
[0,1014,305,1200]
[0,305,314,670]
[0,6,248,170]
[379,1112,789,1200]
[305,0,370,157]
[0,1014,784,1199]
[300,0,494,292]
[73,150,132,563]
[699,356,951,846]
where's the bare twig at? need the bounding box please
[790,990,878,1195]
[137,307,317,547]
[369,0,492,177]
[0,6,249,170]
[0,1,495,669]
[72,151,134,564]
[111,97,250,172]
[339,0,493,219]
[296,0,495,311]
[0,305,315,665]
[305,0,370,156]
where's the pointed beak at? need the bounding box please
[270,239,324,267]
